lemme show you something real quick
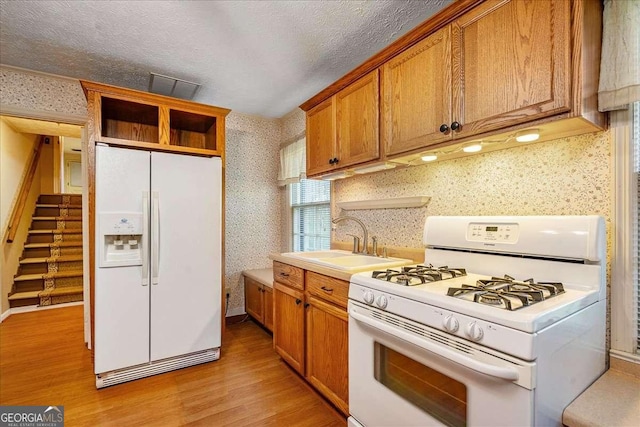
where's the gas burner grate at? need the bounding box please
[372,265,466,286]
[447,275,565,311]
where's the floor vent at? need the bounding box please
[96,348,220,388]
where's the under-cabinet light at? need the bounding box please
[421,154,438,162]
[462,143,482,153]
[352,162,397,174]
[321,171,353,181]
[515,129,540,143]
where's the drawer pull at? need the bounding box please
[321,286,333,293]
[279,272,290,277]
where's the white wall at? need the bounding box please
[0,119,39,236]
[0,118,42,314]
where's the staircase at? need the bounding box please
[8,194,84,308]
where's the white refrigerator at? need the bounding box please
[94,144,222,387]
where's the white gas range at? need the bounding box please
[347,216,606,427]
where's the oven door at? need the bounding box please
[348,301,535,427]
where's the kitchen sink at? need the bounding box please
[281,250,353,259]
[280,250,412,272]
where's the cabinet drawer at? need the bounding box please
[273,261,304,290]
[306,271,349,308]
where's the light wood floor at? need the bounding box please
[0,306,347,426]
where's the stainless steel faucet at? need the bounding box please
[332,216,368,254]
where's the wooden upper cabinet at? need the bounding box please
[335,70,379,169]
[306,70,380,177]
[382,26,452,157]
[81,80,230,157]
[451,0,571,138]
[306,98,336,176]
[302,0,603,166]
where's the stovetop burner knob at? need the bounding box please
[443,314,459,333]
[466,322,484,341]
[363,291,375,305]
[375,295,388,309]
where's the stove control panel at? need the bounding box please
[443,314,459,333]
[363,290,375,305]
[375,295,388,309]
[348,283,536,360]
[467,222,519,243]
[466,322,484,341]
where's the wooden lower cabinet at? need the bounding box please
[306,295,349,415]
[245,277,264,321]
[273,282,305,375]
[263,286,273,331]
[244,277,273,332]
[273,264,350,416]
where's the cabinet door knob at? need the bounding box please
[439,124,449,134]
[295,298,302,305]
[333,157,339,164]
[304,303,310,308]
[451,121,461,131]
[329,158,334,164]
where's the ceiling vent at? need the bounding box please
[148,73,201,100]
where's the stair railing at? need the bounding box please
[5,136,46,243]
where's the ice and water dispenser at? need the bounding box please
[99,212,144,267]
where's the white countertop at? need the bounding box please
[242,268,274,288]
[563,366,640,427]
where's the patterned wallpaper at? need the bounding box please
[0,66,86,118]
[333,131,612,249]
[225,113,282,316]
[0,65,284,319]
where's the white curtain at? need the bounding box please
[598,0,640,112]
[277,137,306,186]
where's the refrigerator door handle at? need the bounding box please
[151,191,160,285]
[141,192,150,286]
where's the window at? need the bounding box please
[290,179,330,252]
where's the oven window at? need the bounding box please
[374,343,467,427]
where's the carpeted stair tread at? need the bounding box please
[9,193,84,309]
[19,255,83,264]
[24,242,83,249]
[40,286,83,297]
[36,203,82,208]
[29,229,82,234]
[32,216,82,221]
[14,270,84,281]
[8,290,41,300]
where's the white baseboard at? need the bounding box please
[226,306,246,317]
[0,301,84,322]
[610,349,640,364]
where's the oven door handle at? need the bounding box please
[350,309,520,382]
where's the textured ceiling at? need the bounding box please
[0,0,452,118]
